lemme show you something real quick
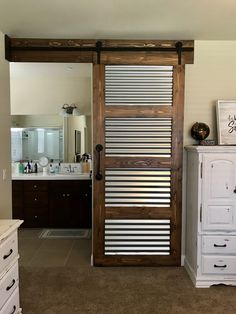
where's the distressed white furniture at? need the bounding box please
[0,220,23,313]
[185,146,236,288]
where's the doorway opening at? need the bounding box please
[10,62,93,267]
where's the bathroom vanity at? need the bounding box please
[12,173,92,228]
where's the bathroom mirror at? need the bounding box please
[11,114,91,162]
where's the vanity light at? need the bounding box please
[59,104,80,117]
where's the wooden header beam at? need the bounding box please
[5,36,194,65]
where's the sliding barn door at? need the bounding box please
[93,64,184,266]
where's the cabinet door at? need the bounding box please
[12,181,24,220]
[49,180,92,228]
[49,191,71,228]
[69,186,92,228]
[23,207,49,227]
[68,181,92,228]
[202,154,236,230]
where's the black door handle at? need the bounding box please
[95,144,103,180]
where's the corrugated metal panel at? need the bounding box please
[105,65,173,105]
[105,169,171,207]
[105,118,172,157]
[105,219,171,255]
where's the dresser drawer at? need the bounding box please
[0,286,19,314]
[24,180,48,191]
[202,256,236,274]
[0,262,19,310]
[24,191,48,207]
[0,232,18,276]
[202,235,236,254]
[24,207,49,227]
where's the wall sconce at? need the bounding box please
[59,104,80,117]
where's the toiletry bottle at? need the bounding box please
[55,163,59,173]
[49,164,55,173]
[34,162,38,173]
[26,161,31,173]
[18,161,24,174]
[85,160,90,173]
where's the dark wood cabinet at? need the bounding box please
[12,179,92,228]
[69,181,92,228]
[23,180,49,227]
[12,181,24,220]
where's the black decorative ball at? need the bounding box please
[191,122,210,141]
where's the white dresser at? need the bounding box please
[0,220,23,313]
[185,146,236,288]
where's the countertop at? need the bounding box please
[0,219,23,242]
[12,173,91,180]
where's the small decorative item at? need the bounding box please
[216,100,236,145]
[191,122,210,144]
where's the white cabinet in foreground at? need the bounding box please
[0,220,23,313]
[185,146,236,288]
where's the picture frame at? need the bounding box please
[216,100,236,145]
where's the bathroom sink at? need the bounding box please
[55,172,84,176]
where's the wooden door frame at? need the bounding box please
[5,35,194,266]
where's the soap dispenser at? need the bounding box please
[49,163,55,173]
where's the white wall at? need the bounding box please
[10,76,91,115]
[12,115,63,127]
[184,40,236,145]
[0,32,12,218]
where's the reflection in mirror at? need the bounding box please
[64,115,91,162]
[11,127,63,162]
[11,115,91,162]
[75,130,81,155]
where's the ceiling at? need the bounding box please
[0,0,236,40]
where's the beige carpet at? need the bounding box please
[19,266,236,314]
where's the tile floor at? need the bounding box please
[18,228,92,267]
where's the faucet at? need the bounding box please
[64,164,78,173]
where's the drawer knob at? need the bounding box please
[6,279,16,291]
[234,187,236,193]
[214,264,227,268]
[34,185,37,189]
[34,198,38,201]
[34,215,38,219]
[214,244,227,247]
[3,249,13,260]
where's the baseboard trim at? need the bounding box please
[184,257,197,286]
